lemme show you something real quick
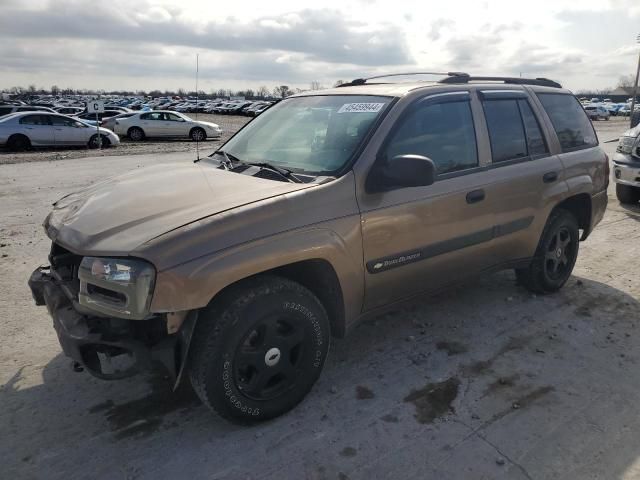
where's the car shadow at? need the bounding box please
[3,271,640,479]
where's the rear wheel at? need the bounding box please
[616,184,640,204]
[190,127,206,142]
[516,209,579,294]
[189,275,330,423]
[128,127,144,141]
[7,134,31,151]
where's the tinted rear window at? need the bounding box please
[537,93,597,151]
[0,107,13,116]
[482,100,528,162]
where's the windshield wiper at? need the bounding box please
[206,150,241,168]
[245,162,303,183]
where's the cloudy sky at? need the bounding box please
[1,0,639,93]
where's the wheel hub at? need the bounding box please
[556,247,562,258]
[264,347,281,367]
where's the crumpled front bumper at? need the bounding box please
[28,266,176,380]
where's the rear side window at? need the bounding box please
[517,100,548,156]
[536,93,597,151]
[385,100,478,175]
[482,100,528,162]
[19,114,51,125]
[0,107,13,116]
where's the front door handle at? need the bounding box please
[543,171,558,183]
[466,189,485,204]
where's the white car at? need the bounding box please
[113,110,222,141]
[584,105,610,121]
[0,111,120,150]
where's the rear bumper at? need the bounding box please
[28,266,176,380]
[585,189,607,239]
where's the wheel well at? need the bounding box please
[553,193,591,239]
[8,133,30,144]
[209,259,346,338]
[190,126,205,134]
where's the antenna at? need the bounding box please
[195,53,200,161]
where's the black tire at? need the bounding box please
[189,275,330,423]
[616,184,640,204]
[7,134,31,151]
[190,127,206,142]
[88,134,110,149]
[128,127,145,141]
[516,209,579,294]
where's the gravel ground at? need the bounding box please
[2,119,640,480]
[0,114,251,165]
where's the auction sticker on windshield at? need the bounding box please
[338,103,385,114]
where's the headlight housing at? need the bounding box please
[78,257,155,319]
[617,135,640,158]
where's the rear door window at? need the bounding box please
[482,98,549,162]
[482,100,528,162]
[19,114,51,125]
[536,93,597,151]
[385,99,478,175]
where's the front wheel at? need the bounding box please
[88,134,111,149]
[188,275,330,423]
[516,209,579,294]
[190,127,206,142]
[616,184,640,204]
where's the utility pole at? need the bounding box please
[630,33,640,128]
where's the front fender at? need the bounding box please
[149,218,364,325]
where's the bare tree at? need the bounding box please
[310,81,323,90]
[618,75,635,89]
[334,80,344,87]
[50,85,60,96]
[273,85,292,98]
[257,86,270,98]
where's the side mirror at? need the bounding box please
[366,154,436,193]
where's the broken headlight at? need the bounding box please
[78,257,155,319]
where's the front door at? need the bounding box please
[165,112,190,136]
[359,92,498,310]
[50,115,91,145]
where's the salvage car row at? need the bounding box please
[0,110,223,150]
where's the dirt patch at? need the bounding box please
[482,374,520,397]
[436,341,468,356]
[90,373,199,440]
[404,377,460,424]
[380,414,399,423]
[356,385,375,400]
[340,447,357,457]
[462,336,531,376]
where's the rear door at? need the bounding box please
[474,90,566,265]
[18,114,54,145]
[138,111,164,136]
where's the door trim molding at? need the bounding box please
[366,216,534,274]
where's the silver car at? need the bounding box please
[0,112,120,150]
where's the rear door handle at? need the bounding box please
[466,189,485,204]
[543,171,558,183]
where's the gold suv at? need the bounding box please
[29,73,608,423]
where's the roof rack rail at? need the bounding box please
[337,71,469,87]
[438,75,562,88]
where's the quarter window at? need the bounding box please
[385,100,478,175]
[536,93,597,151]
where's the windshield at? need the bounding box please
[221,95,392,175]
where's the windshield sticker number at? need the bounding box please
[338,103,385,114]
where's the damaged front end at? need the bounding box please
[28,243,196,385]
